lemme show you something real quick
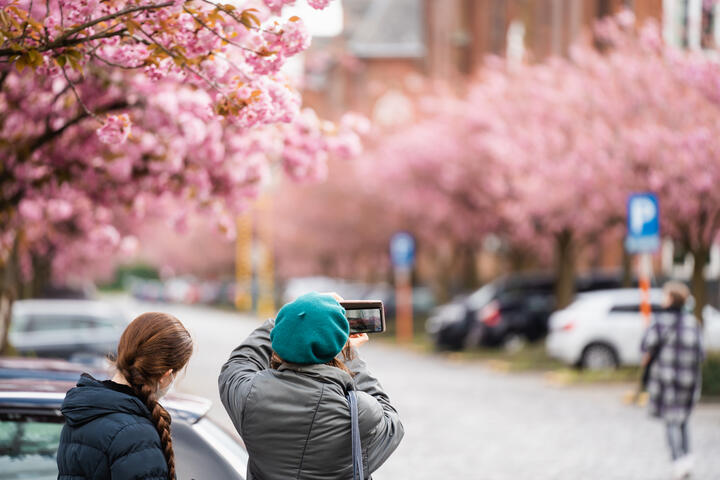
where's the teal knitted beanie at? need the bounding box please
[271,292,349,365]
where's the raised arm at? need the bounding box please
[218,319,275,433]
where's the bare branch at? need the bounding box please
[60,66,97,120]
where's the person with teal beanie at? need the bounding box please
[219,292,404,480]
[270,292,350,364]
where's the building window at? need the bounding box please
[664,0,719,50]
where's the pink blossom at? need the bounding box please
[307,0,331,9]
[46,199,73,222]
[277,19,311,56]
[263,0,296,12]
[97,114,131,145]
[89,225,121,248]
[19,199,43,222]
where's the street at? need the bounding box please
[117,299,720,480]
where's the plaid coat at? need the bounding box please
[641,309,704,423]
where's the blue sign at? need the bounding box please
[625,193,660,253]
[390,232,415,269]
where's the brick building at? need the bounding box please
[300,0,720,282]
[301,0,669,120]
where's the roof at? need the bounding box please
[0,361,211,423]
[575,288,665,303]
[12,299,127,320]
[348,0,425,58]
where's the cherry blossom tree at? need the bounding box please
[599,15,720,318]
[0,0,363,352]
[364,12,720,312]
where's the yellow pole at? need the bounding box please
[235,213,253,311]
[255,195,276,318]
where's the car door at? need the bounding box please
[606,303,661,365]
[702,306,720,351]
[0,413,64,480]
[11,314,92,358]
[173,418,247,479]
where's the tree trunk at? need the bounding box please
[554,230,576,310]
[691,245,709,324]
[460,244,479,291]
[621,245,632,288]
[0,239,19,355]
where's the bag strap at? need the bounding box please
[347,390,365,480]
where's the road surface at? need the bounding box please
[115,299,720,480]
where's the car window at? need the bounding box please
[91,316,125,329]
[26,315,97,332]
[173,418,247,480]
[0,419,63,480]
[609,304,663,314]
[9,314,28,333]
[466,284,496,310]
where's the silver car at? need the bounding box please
[9,299,128,361]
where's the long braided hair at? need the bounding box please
[114,312,193,480]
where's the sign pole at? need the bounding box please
[638,253,653,326]
[625,193,660,326]
[235,213,253,311]
[395,267,413,343]
[390,232,416,344]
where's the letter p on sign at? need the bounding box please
[625,193,660,254]
[630,196,657,234]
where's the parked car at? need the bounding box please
[9,299,129,361]
[427,272,628,351]
[546,288,720,370]
[0,359,248,480]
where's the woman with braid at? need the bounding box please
[57,312,193,480]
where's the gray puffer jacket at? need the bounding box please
[218,319,404,480]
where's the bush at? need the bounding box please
[702,352,720,397]
[100,263,160,291]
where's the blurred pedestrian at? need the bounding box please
[219,292,404,480]
[640,282,704,480]
[57,312,194,480]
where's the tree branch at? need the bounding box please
[26,100,130,153]
[0,2,170,58]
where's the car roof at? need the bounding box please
[574,288,664,303]
[0,359,210,423]
[12,299,126,318]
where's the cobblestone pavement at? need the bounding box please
[118,300,720,480]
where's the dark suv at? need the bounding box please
[427,272,627,350]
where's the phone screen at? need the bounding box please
[341,301,386,334]
[347,308,383,334]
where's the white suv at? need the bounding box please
[546,289,720,370]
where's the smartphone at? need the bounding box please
[340,301,386,334]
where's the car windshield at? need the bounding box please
[466,284,496,310]
[0,418,63,480]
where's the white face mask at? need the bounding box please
[156,373,175,399]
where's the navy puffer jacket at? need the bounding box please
[57,374,169,480]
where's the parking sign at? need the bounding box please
[625,193,660,253]
[390,232,415,269]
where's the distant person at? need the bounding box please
[219,292,404,480]
[57,312,193,480]
[641,282,703,480]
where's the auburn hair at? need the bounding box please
[114,312,193,480]
[270,344,356,376]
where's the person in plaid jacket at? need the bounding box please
[641,282,704,480]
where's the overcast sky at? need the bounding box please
[282,1,344,37]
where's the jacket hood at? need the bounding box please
[61,374,151,427]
